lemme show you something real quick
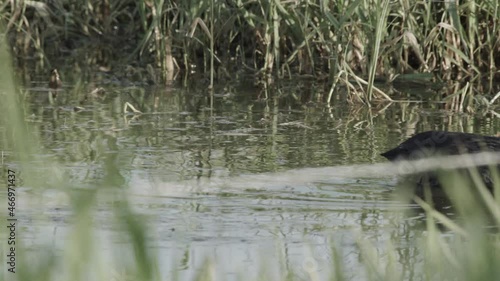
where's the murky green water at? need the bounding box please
[5,77,500,280]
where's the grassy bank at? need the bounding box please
[1,0,500,105]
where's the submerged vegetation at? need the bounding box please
[1,0,500,108]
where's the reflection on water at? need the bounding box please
[6,78,500,280]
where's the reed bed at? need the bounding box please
[1,0,500,106]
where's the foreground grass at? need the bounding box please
[2,184,500,281]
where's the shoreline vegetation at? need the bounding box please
[1,0,500,108]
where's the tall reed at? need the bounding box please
[1,0,499,107]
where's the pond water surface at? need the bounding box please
[5,76,500,280]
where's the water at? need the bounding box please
[4,77,500,280]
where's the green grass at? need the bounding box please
[1,0,500,108]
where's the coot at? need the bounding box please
[381,131,500,200]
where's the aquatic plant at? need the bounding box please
[1,0,499,108]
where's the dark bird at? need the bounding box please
[381,131,500,203]
[48,69,62,98]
